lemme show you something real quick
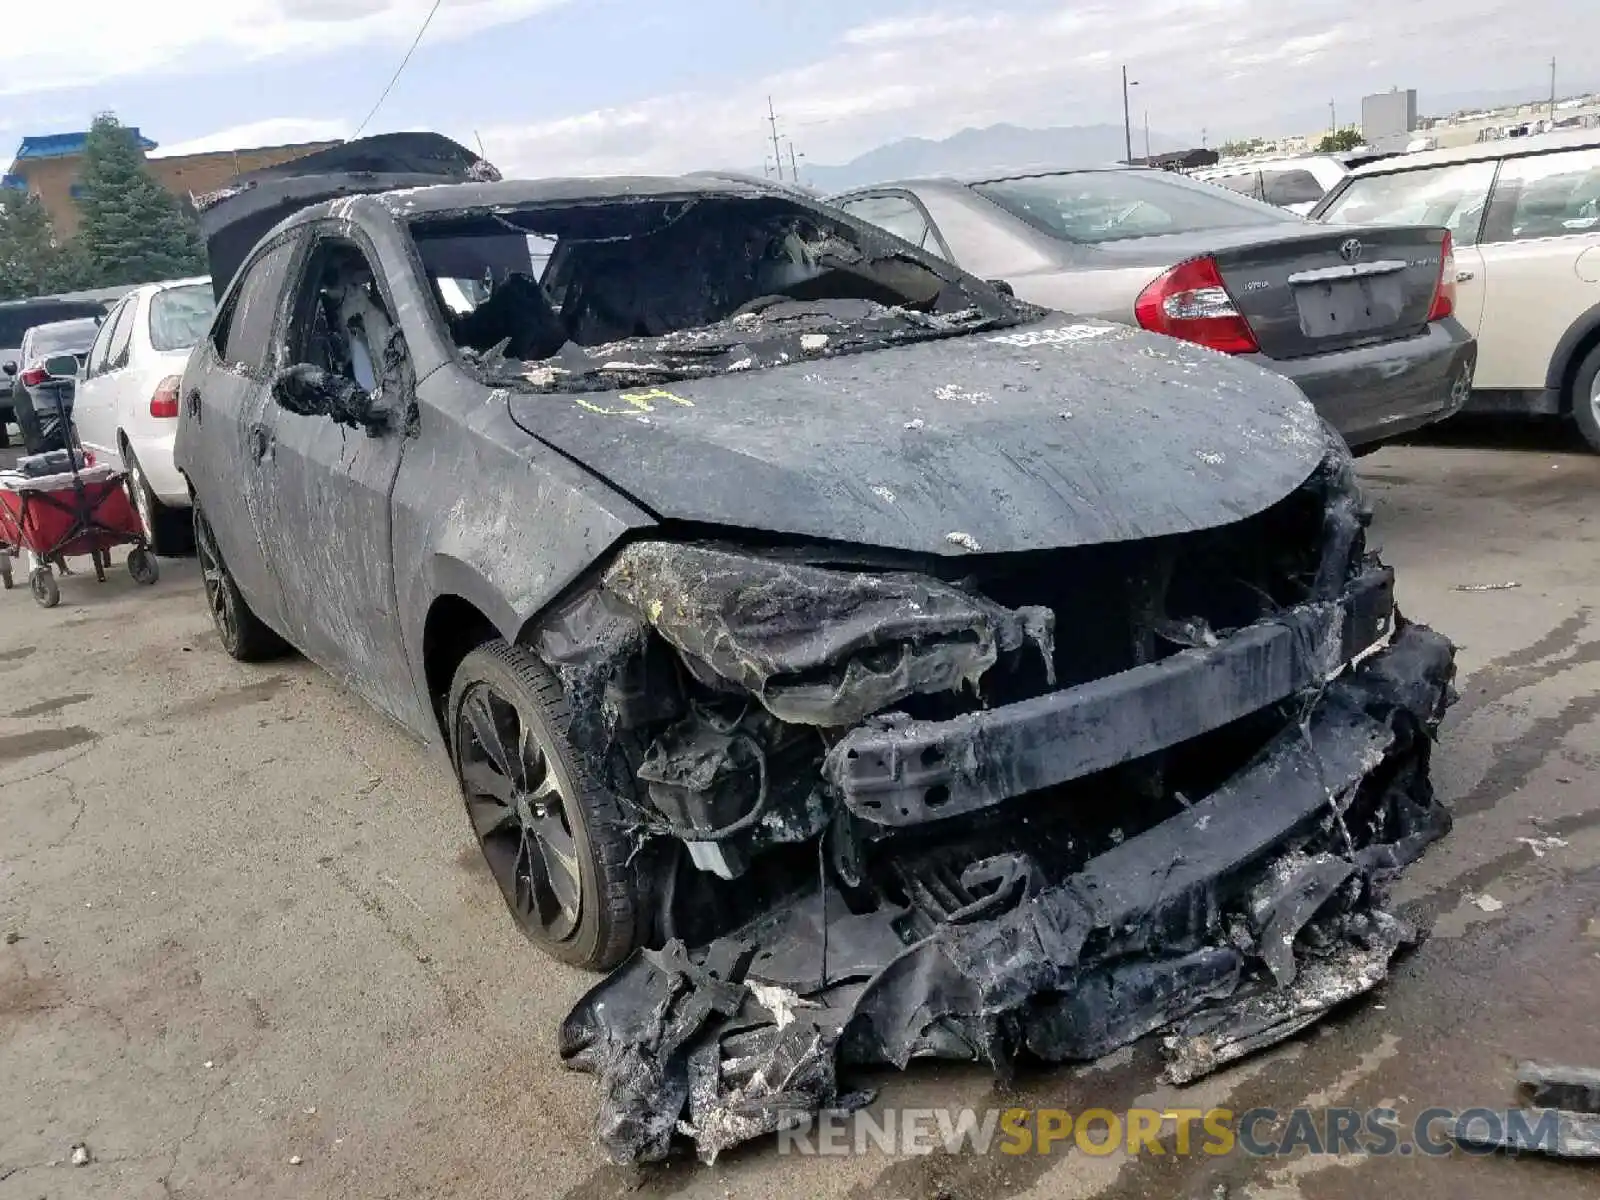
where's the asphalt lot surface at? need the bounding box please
[2,420,1600,1199]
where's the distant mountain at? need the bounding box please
[785,122,1187,193]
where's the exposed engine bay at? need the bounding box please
[527,433,1458,1163]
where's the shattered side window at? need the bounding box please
[412,192,1031,393]
[214,238,298,374]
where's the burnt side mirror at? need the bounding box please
[270,364,392,437]
[988,278,1016,297]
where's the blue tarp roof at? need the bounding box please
[13,129,159,160]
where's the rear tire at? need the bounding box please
[1570,345,1600,454]
[0,418,9,449]
[193,502,287,662]
[123,444,193,556]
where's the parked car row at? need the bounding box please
[835,128,1600,452]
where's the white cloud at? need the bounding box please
[4,0,570,98]
[841,14,1004,45]
[148,118,354,158]
[476,0,1600,180]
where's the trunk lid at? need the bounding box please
[1207,223,1447,360]
[193,132,497,301]
[505,319,1330,556]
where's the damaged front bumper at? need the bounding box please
[559,619,1457,1164]
[829,563,1396,828]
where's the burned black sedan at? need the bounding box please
[175,135,1456,1165]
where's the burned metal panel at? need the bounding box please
[389,378,656,743]
[561,622,1457,1165]
[602,541,1054,727]
[507,321,1328,557]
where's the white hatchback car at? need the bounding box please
[73,277,214,553]
[1312,131,1600,449]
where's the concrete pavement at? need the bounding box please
[1,423,1599,1199]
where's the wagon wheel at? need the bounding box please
[93,551,106,583]
[127,547,159,586]
[29,568,59,608]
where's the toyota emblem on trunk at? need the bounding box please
[1339,238,1364,262]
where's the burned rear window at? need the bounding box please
[407,194,1032,393]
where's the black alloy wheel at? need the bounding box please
[193,503,285,661]
[448,642,640,969]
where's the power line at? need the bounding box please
[353,0,443,139]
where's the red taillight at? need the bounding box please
[1428,230,1456,322]
[19,363,48,387]
[150,375,181,418]
[1134,256,1260,354]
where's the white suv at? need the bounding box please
[1312,131,1600,449]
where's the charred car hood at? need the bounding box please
[506,320,1328,555]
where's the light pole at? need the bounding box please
[1122,67,1140,163]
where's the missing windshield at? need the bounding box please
[410,195,1030,392]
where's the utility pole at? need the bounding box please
[787,140,802,185]
[767,96,785,182]
[1143,110,1151,162]
[1121,66,1136,164]
[1329,99,1337,134]
[1550,57,1558,123]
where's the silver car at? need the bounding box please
[11,317,101,452]
[833,167,1477,450]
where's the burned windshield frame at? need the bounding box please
[402,191,1032,389]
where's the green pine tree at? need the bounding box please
[73,113,207,287]
[0,190,77,300]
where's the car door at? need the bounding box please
[185,232,306,635]
[1473,146,1600,390]
[246,223,416,719]
[74,298,130,464]
[73,295,138,466]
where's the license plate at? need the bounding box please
[1295,276,1403,339]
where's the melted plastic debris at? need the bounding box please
[945,531,981,552]
[561,621,1458,1164]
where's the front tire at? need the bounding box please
[1571,344,1600,453]
[447,641,643,970]
[193,502,286,661]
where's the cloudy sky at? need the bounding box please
[6,0,1597,177]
